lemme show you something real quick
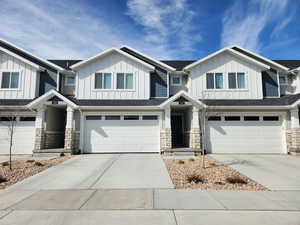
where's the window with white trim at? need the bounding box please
[116,73,133,89]
[206,73,223,89]
[65,75,75,86]
[228,72,245,89]
[94,73,112,89]
[171,75,182,86]
[1,72,19,89]
[279,75,287,85]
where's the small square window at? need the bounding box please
[105,115,121,120]
[94,73,112,89]
[0,117,16,121]
[244,116,259,121]
[86,116,102,120]
[171,76,181,86]
[225,116,240,121]
[20,117,36,121]
[124,115,139,120]
[279,76,287,85]
[263,116,279,121]
[1,72,19,89]
[208,116,221,121]
[142,115,158,120]
[65,76,75,85]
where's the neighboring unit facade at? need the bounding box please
[1,38,300,155]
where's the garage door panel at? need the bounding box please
[85,117,160,153]
[208,118,284,154]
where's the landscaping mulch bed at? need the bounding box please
[0,156,72,189]
[164,156,269,191]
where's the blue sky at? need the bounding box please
[0,0,299,60]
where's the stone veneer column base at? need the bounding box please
[34,128,45,150]
[288,128,300,154]
[160,128,172,152]
[64,128,74,153]
[189,128,201,149]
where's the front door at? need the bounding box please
[171,115,184,147]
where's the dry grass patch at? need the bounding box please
[0,155,72,189]
[164,156,268,191]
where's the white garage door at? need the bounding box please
[0,116,36,154]
[207,115,284,154]
[84,114,160,153]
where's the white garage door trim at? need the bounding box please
[0,116,36,155]
[82,112,161,153]
[207,113,286,154]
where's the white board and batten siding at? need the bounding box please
[76,51,151,99]
[188,52,264,99]
[0,51,38,99]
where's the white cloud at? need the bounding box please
[221,0,291,52]
[126,0,202,57]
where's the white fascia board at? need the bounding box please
[208,105,291,110]
[119,45,176,72]
[79,106,161,110]
[26,89,78,109]
[0,46,40,70]
[159,90,207,109]
[0,38,65,71]
[70,48,155,71]
[230,45,290,71]
[228,49,270,70]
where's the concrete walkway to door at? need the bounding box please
[211,154,300,191]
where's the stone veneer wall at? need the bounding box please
[74,131,80,154]
[189,128,201,149]
[44,131,64,149]
[34,128,45,150]
[160,128,171,151]
[64,128,74,152]
[287,128,300,153]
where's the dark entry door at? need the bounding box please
[171,115,184,147]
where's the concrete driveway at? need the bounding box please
[7,154,174,191]
[211,154,300,191]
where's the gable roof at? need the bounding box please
[70,48,155,70]
[160,60,195,71]
[273,60,300,71]
[48,60,82,70]
[231,46,290,71]
[27,89,78,109]
[0,38,65,72]
[120,46,176,72]
[184,46,271,71]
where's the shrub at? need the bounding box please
[209,162,218,167]
[178,160,185,164]
[186,174,204,184]
[34,161,44,167]
[226,176,247,184]
[1,162,9,166]
[0,176,7,183]
[26,160,35,163]
[189,158,195,162]
[60,152,65,157]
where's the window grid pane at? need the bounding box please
[10,72,19,88]
[95,73,102,89]
[117,73,125,89]
[228,73,236,89]
[66,76,75,85]
[237,73,245,88]
[125,73,133,89]
[215,73,223,89]
[124,115,139,120]
[1,72,10,88]
[142,115,158,120]
[206,73,214,89]
[103,73,112,89]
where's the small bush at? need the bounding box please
[34,161,44,167]
[215,181,225,185]
[226,176,247,184]
[178,160,185,164]
[189,158,195,162]
[1,162,9,166]
[26,160,35,163]
[186,174,204,184]
[0,176,7,183]
[209,162,218,167]
[60,152,65,157]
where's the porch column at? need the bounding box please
[289,107,300,154]
[160,106,172,152]
[34,105,46,150]
[64,106,74,152]
[189,107,201,149]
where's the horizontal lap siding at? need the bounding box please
[188,52,263,99]
[76,52,150,99]
[0,51,37,99]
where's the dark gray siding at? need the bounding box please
[262,69,279,97]
[150,69,168,97]
[39,70,57,96]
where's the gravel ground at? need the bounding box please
[164,155,269,191]
[0,156,72,189]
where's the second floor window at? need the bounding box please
[95,73,112,89]
[117,73,133,89]
[65,76,75,86]
[228,72,245,89]
[206,73,223,89]
[1,72,19,89]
